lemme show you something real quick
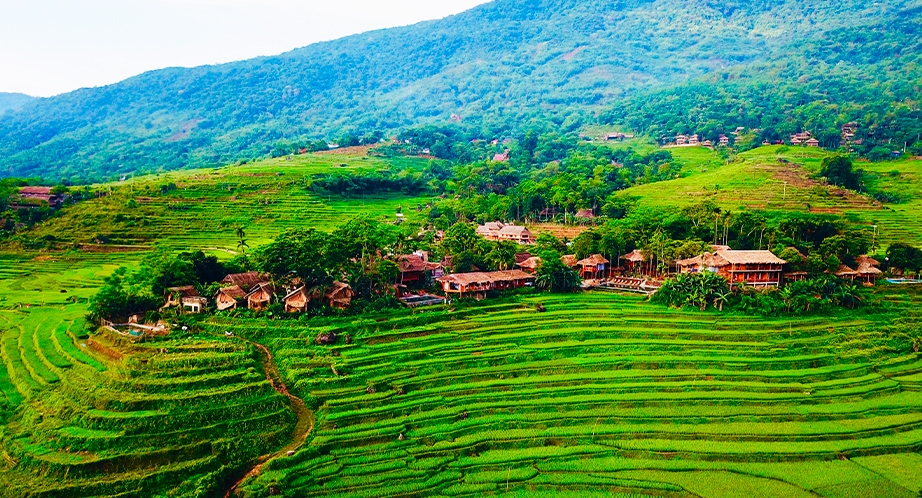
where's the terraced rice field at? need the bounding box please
[205,293,922,498]
[0,254,296,497]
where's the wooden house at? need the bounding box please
[677,250,787,287]
[805,138,820,147]
[245,282,277,311]
[492,151,510,162]
[497,225,533,244]
[18,187,65,208]
[676,135,689,145]
[856,256,882,285]
[688,134,700,146]
[397,254,429,285]
[576,254,609,279]
[215,285,247,311]
[719,135,730,146]
[622,250,647,274]
[283,286,319,313]
[437,270,534,299]
[163,286,199,308]
[182,297,208,314]
[325,282,355,309]
[221,272,270,289]
[517,256,542,274]
[476,222,506,240]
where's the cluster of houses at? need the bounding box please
[9,187,66,209]
[671,134,733,148]
[789,131,821,147]
[164,272,356,315]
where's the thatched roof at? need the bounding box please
[216,285,247,300]
[577,254,609,266]
[222,272,270,289]
[623,250,645,262]
[166,286,199,298]
[514,252,533,265]
[561,255,578,267]
[856,255,881,267]
[476,222,504,235]
[856,256,882,275]
[397,254,428,273]
[575,209,596,219]
[245,282,277,298]
[835,265,859,277]
[517,257,542,270]
[326,282,354,300]
[437,270,534,286]
[714,250,786,265]
[498,225,531,236]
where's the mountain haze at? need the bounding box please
[0,93,35,115]
[0,0,919,180]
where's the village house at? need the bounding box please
[163,286,199,308]
[476,222,506,240]
[497,225,534,244]
[805,137,820,147]
[182,296,208,314]
[719,135,730,147]
[215,286,247,311]
[855,256,883,285]
[245,282,277,311]
[17,187,65,208]
[325,282,355,309]
[397,254,429,285]
[282,287,313,313]
[437,270,534,300]
[677,249,787,287]
[835,265,860,280]
[790,131,813,146]
[516,256,542,274]
[688,134,700,146]
[622,250,647,274]
[492,151,510,162]
[221,272,270,289]
[676,135,689,146]
[576,254,610,279]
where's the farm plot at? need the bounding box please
[218,293,922,498]
[0,254,296,497]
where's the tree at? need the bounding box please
[236,227,249,269]
[255,229,331,289]
[534,250,581,292]
[87,267,159,322]
[819,156,861,190]
[887,243,922,273]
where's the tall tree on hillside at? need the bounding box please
[819,156,861,191]
[255,229,331,289]
[236,227,249,269]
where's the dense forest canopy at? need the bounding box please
[1,0,920,181]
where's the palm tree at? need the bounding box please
[236,227,249,269]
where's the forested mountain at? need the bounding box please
[1,0,920,180]
[0,93,35,114]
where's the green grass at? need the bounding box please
[195,293,922,498]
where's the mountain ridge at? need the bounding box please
[0,0,919,180]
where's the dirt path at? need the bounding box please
[223,336,315,498]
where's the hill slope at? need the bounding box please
[0,93,34,115]
[0,0,920,180]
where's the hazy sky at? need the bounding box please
[0,0,491,97]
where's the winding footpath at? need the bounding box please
[224,336,315,498]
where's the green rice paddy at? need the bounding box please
[0,148,920,496]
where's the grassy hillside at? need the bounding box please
[19,152,435,251]
[211,292,922,498]
[622,146,922,246]
[1,0,920,179]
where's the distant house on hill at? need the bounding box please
[677,249,787,287]
[476,221,506,240]
[492,151,510,162]
[575,209,596,220]
[437,270,534,300]
[221,272,269,289]
[719,135,730,146]
[805,137,820,147]
[688,134,700,146]
[16,187,65,208]
[215,286,247,311]
[676,135,689,145]
[245,282,277,311]
[790,131,813,146]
